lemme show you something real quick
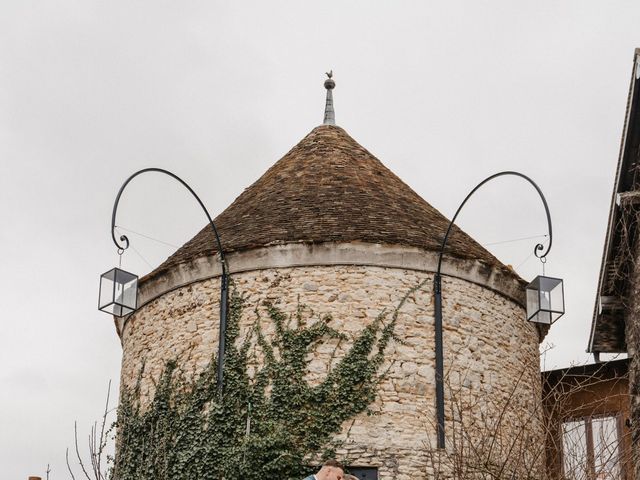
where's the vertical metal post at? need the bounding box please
[434,273,445,449]
[217,271,228,394]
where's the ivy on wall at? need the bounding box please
[112,282,419,480]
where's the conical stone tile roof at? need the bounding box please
[145,125,513,282]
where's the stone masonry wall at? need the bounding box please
[119,264,543,479]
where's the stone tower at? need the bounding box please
[114,78,545,479]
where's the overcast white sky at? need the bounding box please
[1,1,639,477]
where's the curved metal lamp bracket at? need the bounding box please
[110,167,228,395]
[111,167,228,275]
[433,170,553,449]
[436,170,553,276]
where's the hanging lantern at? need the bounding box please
[98,267,138,317]
[526,275,565,325]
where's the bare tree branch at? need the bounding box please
[66,448,77,480]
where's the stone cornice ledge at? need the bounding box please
[114,242,546,341]
[118,242,526,331]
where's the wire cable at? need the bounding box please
[114,227,154,269]
[114,225,180,249]
[482,233,548,247]
[128,242,154,270]
[515,238,550,271]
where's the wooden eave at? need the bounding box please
[589,49,640,354]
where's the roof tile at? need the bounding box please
[144,125,514,282]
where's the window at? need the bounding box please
[347,467,378,480]
[562,415,621,479]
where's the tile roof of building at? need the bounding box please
[143,125,516,283]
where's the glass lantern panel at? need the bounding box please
[530,310,552,325]
[550,280,565,314]
[526,287,540,321]
[538,276,564,313]
[112,303,135,317]
[539,289,551,311]
[121,280,137,309]
[115,268,138,310]
[99,268,116,310]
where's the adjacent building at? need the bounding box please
[543,49,640,480]
[587,49,640,480]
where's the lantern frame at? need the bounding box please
[525,274,565,325]
[98,267,138,317]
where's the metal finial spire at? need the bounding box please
[323,70,335,125]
